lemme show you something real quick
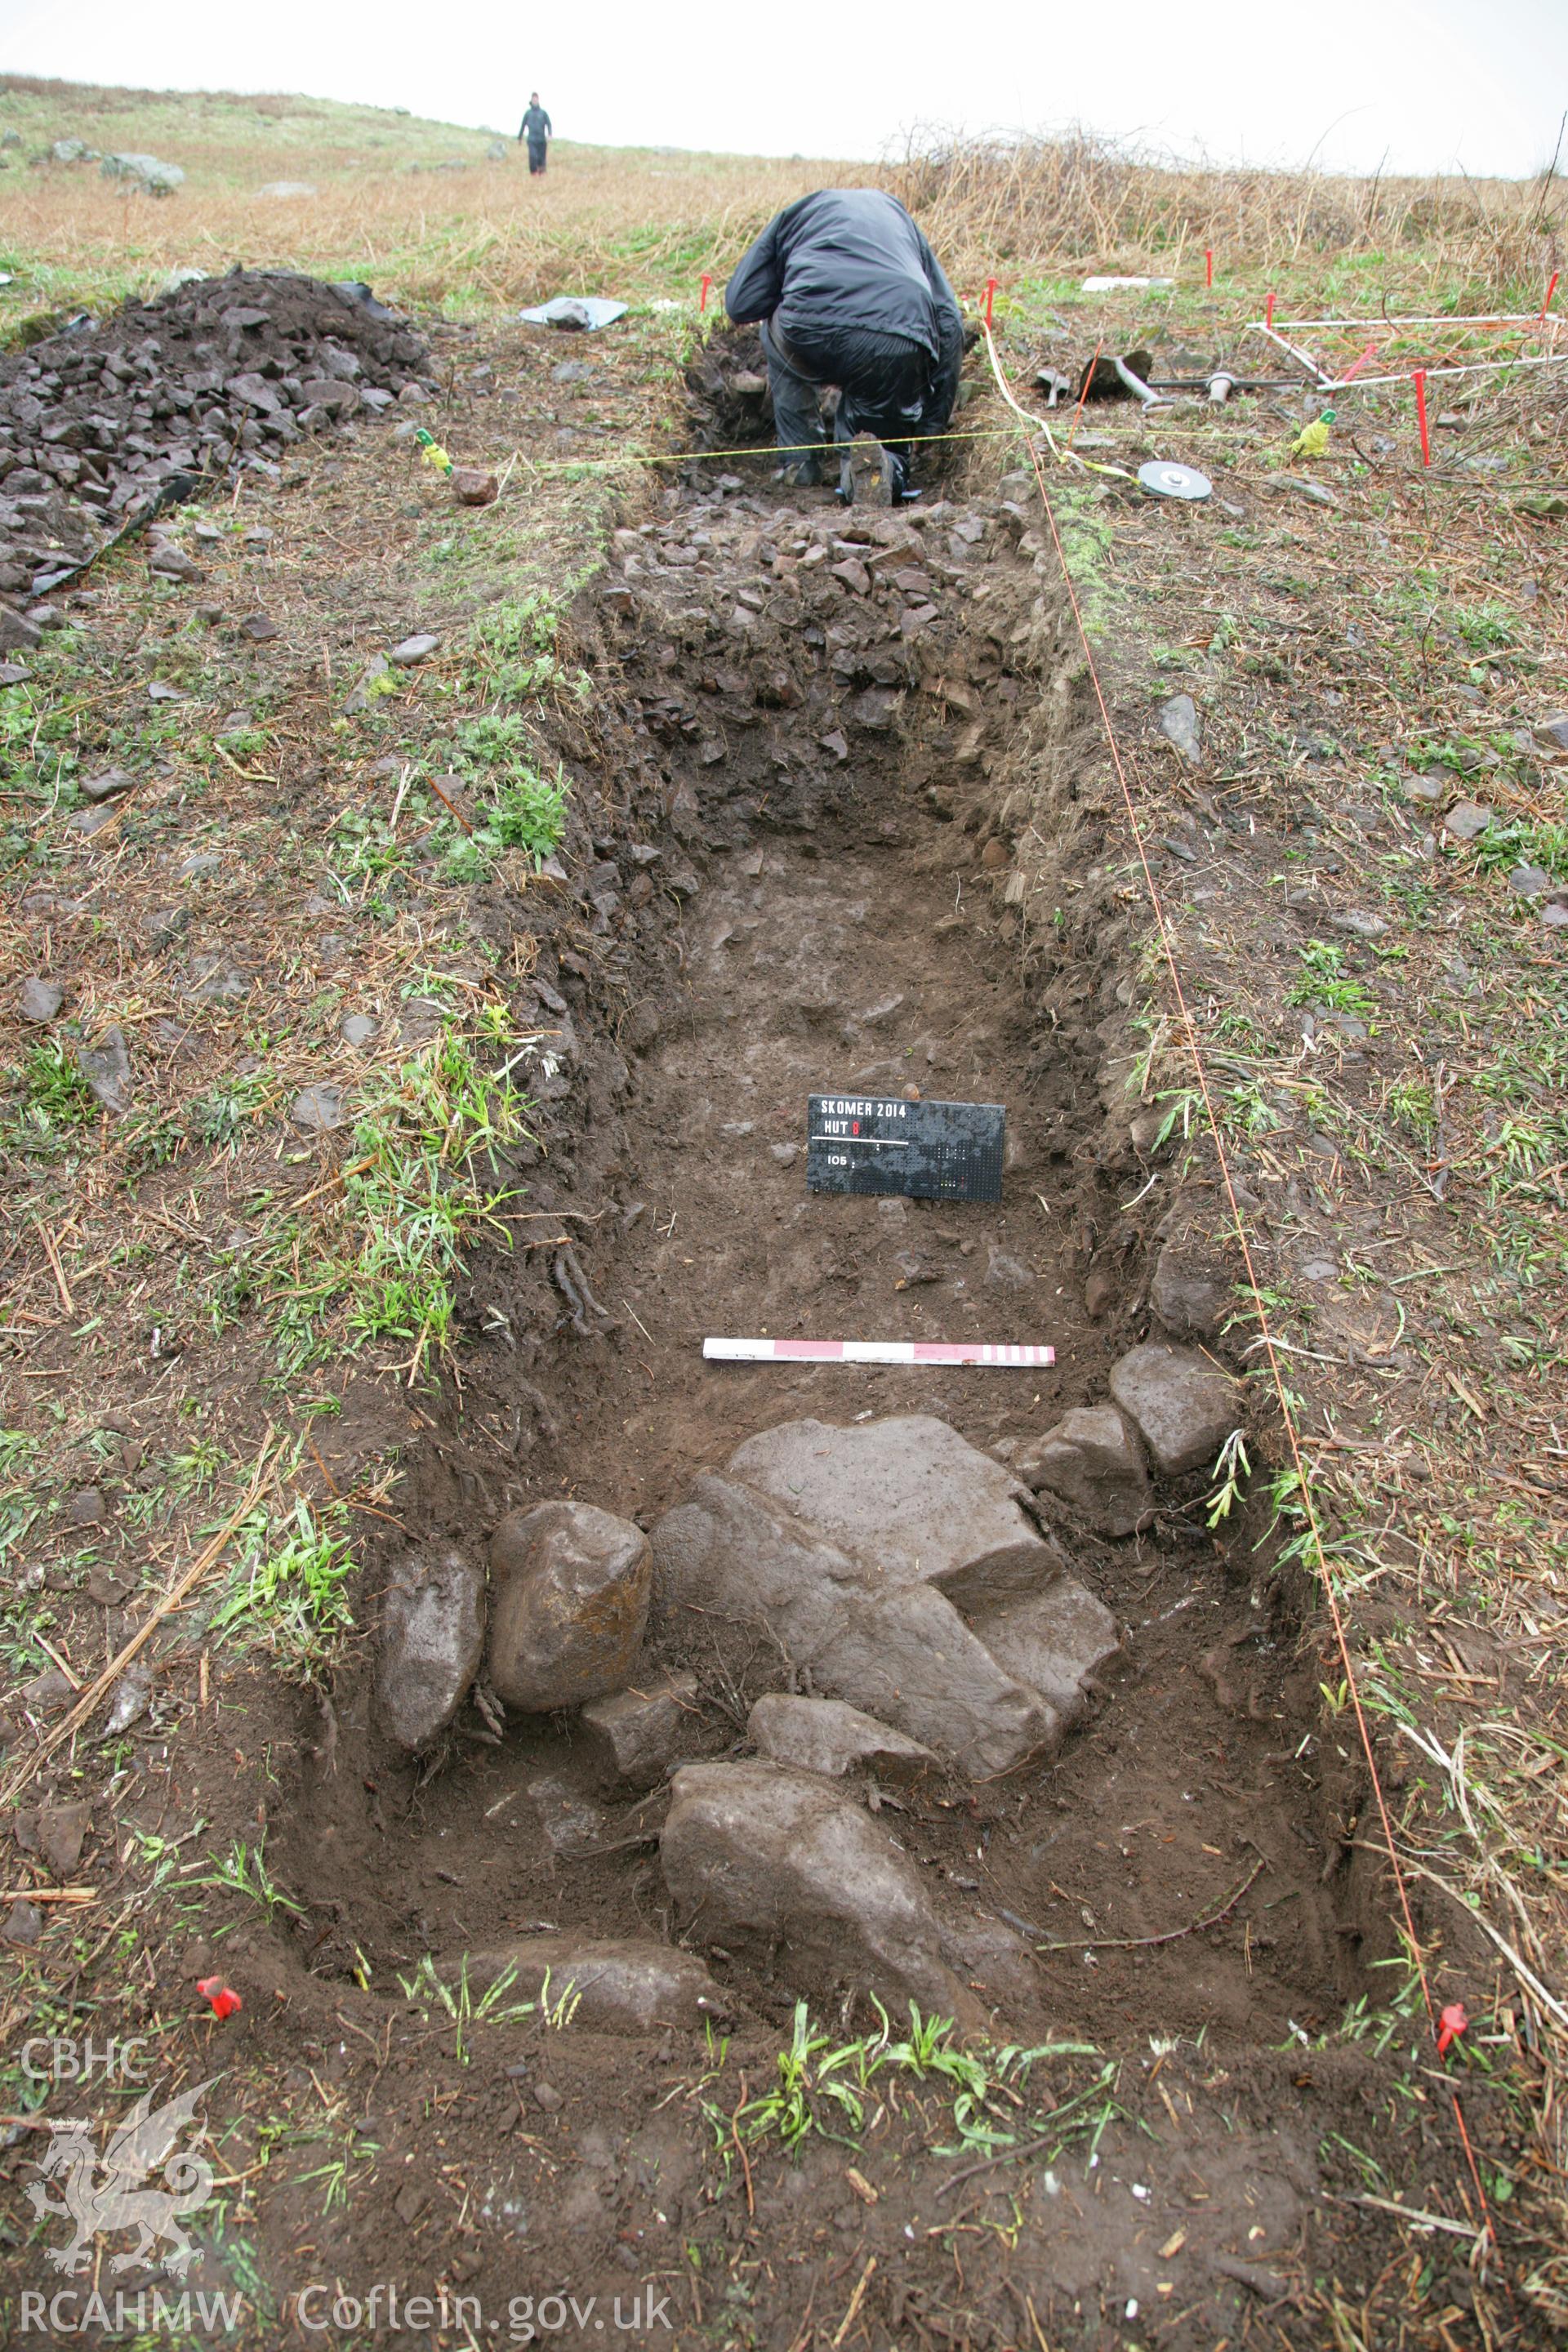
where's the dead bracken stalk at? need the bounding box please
[0,1428,278,1809]
[888,123,1567,299]
[1036,1857,1266,1954]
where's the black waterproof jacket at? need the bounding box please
[725,189,959,365]
[519,105,552,143]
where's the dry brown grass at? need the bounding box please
[4,78,1564,332]
[0,147,839,314]
[0,76,842,319]
[889,126,1567,302]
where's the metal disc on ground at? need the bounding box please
[1138,461,1213,501]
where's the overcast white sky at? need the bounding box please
[3,0,1566,176]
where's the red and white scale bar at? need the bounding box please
[703,1338,1054,1366]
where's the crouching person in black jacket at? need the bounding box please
[724,188,963,503]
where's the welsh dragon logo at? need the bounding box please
[26,2078,217,2275]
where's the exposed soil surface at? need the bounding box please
[276,536,1352,2022]
[225,452,1431,2342]
[5,306,1525,2348]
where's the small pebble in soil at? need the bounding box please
[19,977,63,1022]
[78,1026,131,1113]
[79,767,134,804]
[2,1901,42,1946]
[290,1083,347,1133]
[1158,693,1203,767]
[1442,800,1491,841]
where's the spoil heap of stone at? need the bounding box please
[0,268,430,612]
[652,1413,1120,1778]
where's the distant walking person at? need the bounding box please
[519,93,552,176]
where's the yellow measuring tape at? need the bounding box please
[506,421,1029,481]
[416,331,1140,486]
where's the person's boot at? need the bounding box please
[884,449,919,505]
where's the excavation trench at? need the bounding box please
[276,446,1373,2065]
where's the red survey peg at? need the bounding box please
[1413,368,1432,467]
[1205,248,1214,288]
[197,1976,243,2022]
[699,273,712,314]
[1540,270,1560,324]
[1437,2001,1468,2060]
[982,276,998,327]
[1265,290,1276,330]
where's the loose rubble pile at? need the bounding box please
[0,268,431,633]
[374,1367,1240,2029]
[682,328,771,449]
[600,470,1041,842]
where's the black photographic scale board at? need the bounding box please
[806,1092,1005,1205]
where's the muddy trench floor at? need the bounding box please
[161,457,1439,2344]
[26,416,1477,2343]
[289,767,1351,2060]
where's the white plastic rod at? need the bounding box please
[1111,354,1162,406]
[703,1338,1055,1366]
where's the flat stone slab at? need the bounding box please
[821,1581,1061,1776]
[525,1774,609,1856]
[969,1584,1121,1721]
[290,1082,346,1133]
[652,1473,1060,1776]
[1109,1343,1239,1477]
[1014,1404,1153,1539]
[1157,693,1203,767]
[1442,800,1491,841]
[37,1801,91,1878]
[580,1670,702,1790]
[80,766,135,804]
[727,1414,1055,1608]
[78,1026,130,1114]
[376,1543,486,1752]
[748,1693,936,1781]
[662,1760,1009,2032]
[0,608,42,653]
[19,977,62,1022]
[652,1471,853,1665]
[1150,1246,1230,1343]
[468,1937,726,2033]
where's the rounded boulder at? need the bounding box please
[487,1501,652,1712]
